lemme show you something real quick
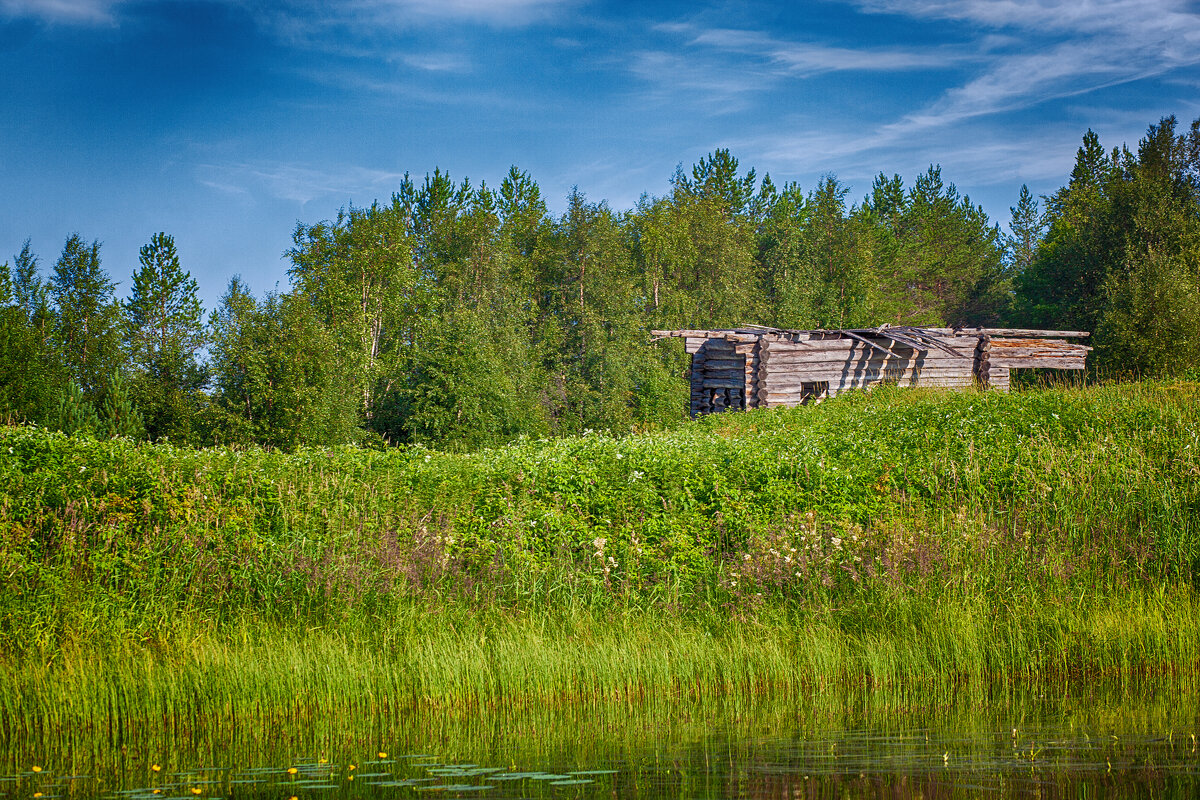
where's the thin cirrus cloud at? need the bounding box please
[196,161,409,207]
[628,22,971,116]
[267,0,576,36]
[683,26,966,76]
[0,0,118,23]
[2,0,576,27]
[722,0,1200,187]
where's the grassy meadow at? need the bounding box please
[2,381,1199,733]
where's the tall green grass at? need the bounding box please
[2,380,1199,731]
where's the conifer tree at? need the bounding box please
[50,234,123,399]
[98,369,144,439]
[1006,184,1044,274]
[55,381,99,436]
[125,232,206,442]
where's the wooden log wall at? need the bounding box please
[689,337,747,416]
[756,333,975,405]
[658,328,1089,416]
[988,338,1090,370]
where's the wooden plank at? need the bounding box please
[761,353,974,371]
[760,342,918,361]
[697,368,747,381]
[694,357,744,370]
[956,327,1090,339]
[991,357,1087,369]
[762,368,974,389]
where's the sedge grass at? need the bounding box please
[1,380,1199,733]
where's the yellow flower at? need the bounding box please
[287,768,298,775]
[31,767,42,774]
[190,789,201,796]
[318,758,327,765]
[289,796,299,800]
[347,776,354,783]
[34,794,43,798]
[151,765,162,773]
[153,791,162,795]
[377,752,387,759]
[347,765,356,771]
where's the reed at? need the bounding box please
[1,380,1198,732]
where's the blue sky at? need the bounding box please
[2,0,1198,310]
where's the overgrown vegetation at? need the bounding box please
[3,115,1198,451]
[2,382,1198,729]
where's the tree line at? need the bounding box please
[2,115,1198,451]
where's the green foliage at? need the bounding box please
[3,381,1198,656]
[0,244,62,425]
[208,278,362,449]
[49,234,124,400]
[124,232,207,443]
[98,369,144,439]
[1015,116,1200,375]
[54,381,99,435]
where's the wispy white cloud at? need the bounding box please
[625,49,774,112]
[400,51,471,72]
[848,0,1200,133]
[630,21,970,115]
[382,0,573,26]
[683,26,965,76]
[0,0,118,24]
[5,0,576,30]
[196,161,408,207]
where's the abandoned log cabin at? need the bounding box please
[650,326,1091,416]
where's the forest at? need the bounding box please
[2,115,1198,451]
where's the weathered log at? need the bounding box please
[760,359,975,377]
[697,368,747,381]
[695,357,745,370]
[990,357,1087,369]
[760,351,970,368]
[761,368,974,389]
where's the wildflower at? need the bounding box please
[151,765,162,773]
[318,758,328,764]
[287,768,298,775]
[190,789,202,796]
[348,765,356,771]
[34,794,43,798]
[377,752,387,759]
[831,537,843,549]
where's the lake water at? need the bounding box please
[3,677,1198,799]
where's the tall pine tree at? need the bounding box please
[125,232,206,442]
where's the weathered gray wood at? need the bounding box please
[761,343,919,362]
[952,327,1090,339]
[694,357,745,370]
[761,351,973,369]
[762,367,974,389]
[697,368,747,381]
[990,356,1087,369]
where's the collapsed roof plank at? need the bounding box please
[651,325,1090,416]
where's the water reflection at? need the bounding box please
[3,677,1198,798]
